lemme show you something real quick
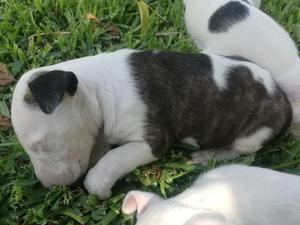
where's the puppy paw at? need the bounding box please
[191,151,214,165]
[84,170,112,199]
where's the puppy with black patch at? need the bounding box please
[184,0,300,134]
[122,164,300,225]
[11,50,291,199]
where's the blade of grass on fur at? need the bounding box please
[136,0,149,38]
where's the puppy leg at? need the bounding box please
[191,147,240,165]
[192,127,272,165]
[84,141,156,199]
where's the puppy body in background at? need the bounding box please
[184,0,300,133]
[11,50,291,199]
[122,165,300,225]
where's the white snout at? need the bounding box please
[34,161,82,188]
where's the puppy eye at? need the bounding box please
[31,144,39,152]
[30,138,47,152]
[30,141,43,152]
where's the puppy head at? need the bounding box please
[11,69,101,188]
[122,191,225,225]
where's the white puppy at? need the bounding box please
[184,0,300,133]
[122,165,300,225]
[11,50,291,199]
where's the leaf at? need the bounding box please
[96,210,118,225]
[295,24,300,41]
[0,64,14,87]
[57,207,88,224]
[86,13,100,22]
[0,101,10,117]
[0,115,11,130]
[136,0,149,37]
[90,208,106,221]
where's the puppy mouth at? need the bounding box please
[40,174,80,189]
[35,161,83,188]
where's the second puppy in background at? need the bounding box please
[184,0,300,134]
[122,165,300,225]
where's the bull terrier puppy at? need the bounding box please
[11,50,291,198]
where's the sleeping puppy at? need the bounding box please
[122,164,300,225]
[11,49,291,199]
[184,0,300,134]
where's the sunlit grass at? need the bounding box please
[0,0,299,224]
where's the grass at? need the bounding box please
[0,0,300,224]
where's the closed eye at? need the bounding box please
[31,144,40,152]
[30,140,45,152]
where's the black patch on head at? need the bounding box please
[129,51,291,158]
[28,70,78,114]
[209,1,250,33]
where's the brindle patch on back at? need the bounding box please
[129,51,292,157]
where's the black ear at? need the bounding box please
[28,70,78,114]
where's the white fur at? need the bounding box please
[11,49,157,196]
[122,165,300,225]
[184,0,300,126]
[233,127,272,153]
[211,55,230,90]
[210,54,275,94]
[192,127,272,165]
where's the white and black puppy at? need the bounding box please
[122,164,300,225]
[184,0,300,133]
[11,49,291,199]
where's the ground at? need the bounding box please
[0,0,300,224]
